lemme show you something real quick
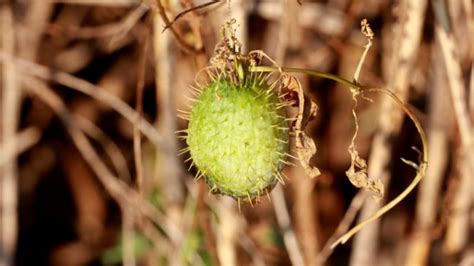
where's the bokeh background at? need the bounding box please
[0,0,473,265]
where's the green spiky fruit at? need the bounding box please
[186,75,289,200]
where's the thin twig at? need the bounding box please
[180,0,208,67]
[164,0,221,32]
[133,25,149,193]
[353,19,373,83]
[125,25,149,266]
[22,76,184,248]
[316,191,365,264]
[47,3,148,39]
[0,52,168,151]
[76,116,132,182]
[155,0,200,54]
[139,217,169,261]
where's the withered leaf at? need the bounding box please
[346,144,384,201]
[280,74,321,178]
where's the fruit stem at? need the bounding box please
[235,59,245,83]
[249,65,427,162]
[249,64,429,248]
[249,66,358,90]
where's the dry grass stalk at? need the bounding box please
[215,198,238,266]
[153,5,185,264]
[127,24,145,261]
[316,191,365,264]
[50,0,138,5]
[62,150,107,262]
[292,165,319,265]
[0,5,20,265]
[155,0,202,54]
[122,205,136,266]
[0,52,167,149]
[0,7,52,261]
[48,3,147,40]
[76,116,131,182]
[133,25,149,194]
[17,1,53,61]
[434,0,473,253]
[22,76,184,249]
[271,185,305,266]
[196,183,220,265]
[405,40,452,266]
[444,149,471,254]
[153,7,185,207]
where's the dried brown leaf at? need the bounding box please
[346,94,384,200]
[346,143,384,201]
[280,74,321,178]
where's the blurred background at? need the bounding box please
[0,0,473,265]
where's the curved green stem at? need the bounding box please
[250,65,429,248]
[330,86,428,248]
[360,86,428,164]
[249,66,359,90]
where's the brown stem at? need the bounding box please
[155,0,202,54]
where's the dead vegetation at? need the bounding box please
[0,0,473,265]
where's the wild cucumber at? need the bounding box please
[184,73,290,201]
